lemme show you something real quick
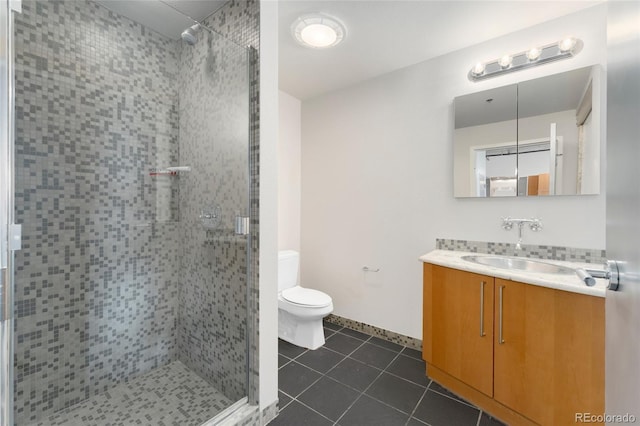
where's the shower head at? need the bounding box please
[181,24,201,45]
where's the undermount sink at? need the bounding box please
[461,255,576,275]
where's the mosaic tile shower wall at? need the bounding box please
[175,0,260,403]
[13,1,181,423]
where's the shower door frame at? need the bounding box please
[1,0,17,425]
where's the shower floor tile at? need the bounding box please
[28,361,233,426]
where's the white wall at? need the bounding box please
[300,5,607,339]
[278,91,301,252]
[259,0,278,412]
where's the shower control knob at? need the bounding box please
[200,205,222,229]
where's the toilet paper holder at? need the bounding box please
[362,266,380,273]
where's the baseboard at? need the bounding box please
[325,314,422,351]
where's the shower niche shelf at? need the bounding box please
[149,166,192,176]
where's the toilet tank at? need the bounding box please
[278,250,299,292]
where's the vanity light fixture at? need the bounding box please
[558,37,577,52]
[472,62,486,77]
[498,55,513,68]
[468,37,583,82]
[526,47,542,61]
[292,13,346,49]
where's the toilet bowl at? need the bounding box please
[278,250,333,350]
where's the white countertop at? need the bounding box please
[420,250,607,298]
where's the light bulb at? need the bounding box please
[499,55,512,68]
[558,37,576,52]
[526,47,541,61]
[472,62,485,76]
[300,24,337,47]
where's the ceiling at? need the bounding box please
[94,0,228,39]
[279,1,602,100]
[91,1,601,100]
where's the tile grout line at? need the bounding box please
[280,335,373,426]
[280,360,325,400]
[325,330,413,360]
[332,348,402,425]
[277,389,296,412]
[336,346,477,423]
[376,349,427,419]
[280,335,372,406]
[404,380,433,426]
[331,388,364,425]
[277,353,293,370]
[334,348,411,425]
[279,328,484,426]
[280,339,437,425]
[294,398,342,425]
[363,350,421,415]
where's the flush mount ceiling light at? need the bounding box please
[292,13,346,49]
[469,37,583,82]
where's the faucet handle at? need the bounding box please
[529,218,543,232]
[502,217,513,230]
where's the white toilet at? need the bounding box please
[278,250,333,350]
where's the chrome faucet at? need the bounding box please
[502,217,543,250]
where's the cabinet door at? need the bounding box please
[494,279,604,425]
[427,265,494,397]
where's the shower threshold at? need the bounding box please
[26,361,235,426]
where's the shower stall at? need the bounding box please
[1,0,259,425]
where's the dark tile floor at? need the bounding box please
[271,321,506,426]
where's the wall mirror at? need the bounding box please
[453,65,600,198]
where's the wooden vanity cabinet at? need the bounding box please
[423,264,494,396]
[493,278,605,426]
[423,263,605,426]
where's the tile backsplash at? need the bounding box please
[436,238,607,264]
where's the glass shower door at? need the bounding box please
[175,23,252,409]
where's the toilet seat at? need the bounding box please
[282,287,332,308]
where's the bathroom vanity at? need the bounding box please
[420,250,605,426]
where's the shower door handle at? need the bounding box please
[235,216,250,235]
